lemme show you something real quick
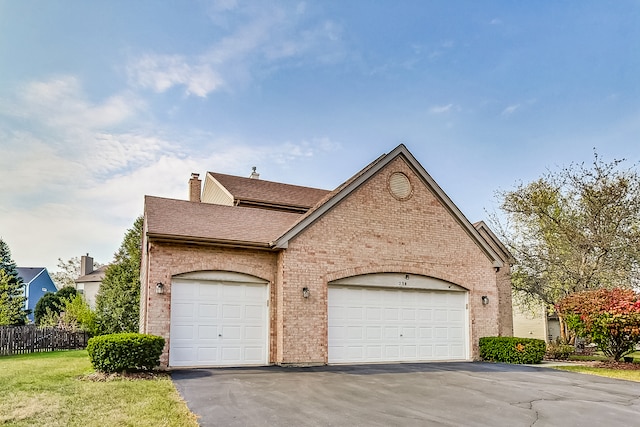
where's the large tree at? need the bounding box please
[95,217,143,334]
[494,153,640,339]
[0,238,28,325]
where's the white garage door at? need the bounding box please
[328,286,467,364]
[169,277,268,367]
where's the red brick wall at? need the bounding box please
[276,157,500,363]
[142,156,506,366]
[475,226,514,337]
[141,242,278,366]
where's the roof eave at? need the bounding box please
[146,232,277,251]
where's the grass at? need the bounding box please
[0,350,198,427]
[554,366,640,382]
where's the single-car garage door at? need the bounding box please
[169,272,269,367]
[328,280,467,364]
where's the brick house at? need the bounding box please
[140,144,513,368]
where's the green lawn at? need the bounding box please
[554,365,640,382]
[0,350,198,427]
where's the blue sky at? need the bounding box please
[1,0,639,271]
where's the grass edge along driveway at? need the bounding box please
[0,350,198,427]
[553,365,640,382]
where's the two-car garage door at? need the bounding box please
[328,283,468,364]
[168,271,468,366]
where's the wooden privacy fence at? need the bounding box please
[0,325,89,356]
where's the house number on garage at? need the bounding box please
[398,275,409,287]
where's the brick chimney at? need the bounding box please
[80,254,93,276]
[189,173,202,202]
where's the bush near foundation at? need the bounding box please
[479,337,546,364]
[87,333,165,373]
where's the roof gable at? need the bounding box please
[274,144,504,268]
[474,221,515,265]
[17,267,45,284]
[76,265,108,283]
[202,172,330,213]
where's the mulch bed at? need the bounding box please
[81,371,169,381]
[546,359,640,370]
[594,361,640,370]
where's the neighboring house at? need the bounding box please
[75,254,107,309]
[17,267,58,323]
[512,301,561,343]
[140,144,514,368]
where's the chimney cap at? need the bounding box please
[249,167,260,179]
[190,172,200,180]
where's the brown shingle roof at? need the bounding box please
[209,172,330,210]
[145,196,302,247]
[76,265,108,283]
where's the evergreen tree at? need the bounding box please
[95,217,143,334]
[0,238,28,325]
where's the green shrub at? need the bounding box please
[479,337,546,364]
[86,333,165,373]
[545,343,575,360]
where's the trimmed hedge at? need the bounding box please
[86,333,165,373]
[479,337,546,364]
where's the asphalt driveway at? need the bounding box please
[171,362,640,427]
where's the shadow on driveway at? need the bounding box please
[172,362,640,427]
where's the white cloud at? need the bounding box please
[127,2,343,97]
[501,104,520,116]
[0,75,341,269]
[127,55,223,97]
[428,104,458,114]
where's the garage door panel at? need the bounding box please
[221,347,241,361]
[198,284,219,297]
[366,326,382,339]
[244,326,263,340]
[329,285,467,364]
[170,279,268,367]
[366,307,382,320]
[418,309,432,321]
[197,347,219,362]
[385,308,400,320]
[221,325,242,340]
[222,304,242,319]
[329,326,346,339]
[244,347,265,362]
[198,304,218,318]
[244,304,263,319]
[347,307,364,320]
[173,302,196,319]
[402,309,416,321]
[198,325,218,339]
[402,327,416,339]
[418,345,433,358]
[347,326,363,339]
[384,326,400,339]
[434,309,448,322]
[366,346,382,359]
[402,345,417,358]
[384,346,400,358]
